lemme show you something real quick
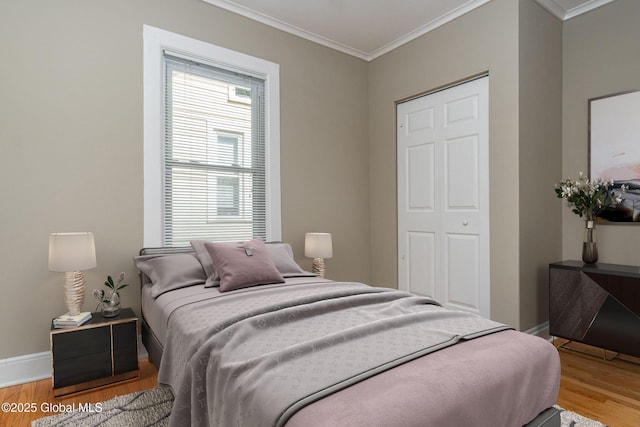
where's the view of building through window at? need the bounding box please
[164,56,266,246]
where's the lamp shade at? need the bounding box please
[305,232,333,259]
[49,232,97,272]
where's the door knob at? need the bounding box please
[462,220,468,226]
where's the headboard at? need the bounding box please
[139,246,192,256]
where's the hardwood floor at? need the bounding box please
[555,340,640,427]
[0,359,158,426]
[1,346,639,426]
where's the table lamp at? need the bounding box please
[49,232,97,315]
[305,232,333,278]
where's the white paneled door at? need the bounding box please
[397,76,489,318]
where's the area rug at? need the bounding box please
[555,405,608,427]
[32,386,605,427]
[31,386,172,427]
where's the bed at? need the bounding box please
[136,240,561,427]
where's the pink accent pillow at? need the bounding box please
[204,238,285,292]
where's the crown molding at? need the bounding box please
[368,0,491,61]
[201,0,370,60]
[204,0,616,60]
[535,0,616,20]
[202,0,491,62]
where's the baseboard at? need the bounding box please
[0,335,149,388]
[0,351,51,388]
[525,321,551,341]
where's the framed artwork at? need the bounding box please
[589,90,640,222]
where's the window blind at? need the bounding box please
[163,54,267,246]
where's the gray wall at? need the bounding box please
[0,0,370,359]
[518,0,563,330]
[562,0,640,264]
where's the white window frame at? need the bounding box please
[143,25,281,247]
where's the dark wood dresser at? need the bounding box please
[549,261,640,358]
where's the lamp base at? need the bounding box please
[312,257,326,278]
[64,271,86,316]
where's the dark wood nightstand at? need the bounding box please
[50,307,139,397]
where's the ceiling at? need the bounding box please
[202,0,616,61]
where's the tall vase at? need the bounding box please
[582,220,598,264]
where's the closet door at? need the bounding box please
[397,76,489,318]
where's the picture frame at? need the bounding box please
[589,90,640,222]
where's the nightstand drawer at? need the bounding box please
[114,348,138,374]
[113,321,137,351]
[112,321,138,374]
[53,352,112,388]
[52,326,111,360]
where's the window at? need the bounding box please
[215,176,239,216]
[228,85,252,104]
[143,26,281,247]
[164,55,264,244]
[208,133,240,218]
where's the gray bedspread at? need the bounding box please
[158,280,510,427]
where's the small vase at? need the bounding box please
[582,220,598,264]
[101,290,121,318]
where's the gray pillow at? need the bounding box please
[266,243,316,277]
[191,240,312,287]
[205,238,284,292]
[134,253,206,298]
[191,240,220,287]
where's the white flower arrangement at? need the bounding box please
[554,172,626,220]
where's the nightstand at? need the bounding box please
[50,307,139,397]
